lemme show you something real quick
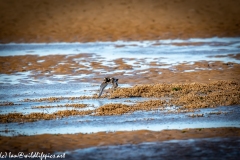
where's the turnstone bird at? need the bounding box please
[111,77,118,89]
[98,77,118,98]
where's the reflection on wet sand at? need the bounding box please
[0,39,240,158]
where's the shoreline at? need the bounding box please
[0,127,239,153]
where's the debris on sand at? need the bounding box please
[111,80,240,109]
[1,81,239,123]
[0,110,93,123]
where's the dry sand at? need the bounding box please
[0,0,240,43]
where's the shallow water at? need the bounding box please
[0,37,240,136]
[58,137,240,160]
[4,137,239,160]
[0,37,240,85]
[0,83,240,136]
[1,105,240,136]
[1,37,240,58]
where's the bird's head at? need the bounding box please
[104,77,111,83]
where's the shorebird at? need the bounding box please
[110,77,118,89]
[98,77,118,98]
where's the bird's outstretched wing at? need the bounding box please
[98,82,108,97]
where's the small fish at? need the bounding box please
[98,77,118,98]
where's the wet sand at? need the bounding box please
[0,0,240,43]
[5,81,240,120]
[0,44,240,156]
[63,137,240,160]
[1,53,240,84]
[0,78,239,154]
[0,128,239,153]
[0,56,239,122]
[1,1,240,158]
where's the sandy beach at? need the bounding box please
[0,0,240,43]
[0,0,240,159]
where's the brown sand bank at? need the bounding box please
[0,128,239,153]
[0,0,240,43]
